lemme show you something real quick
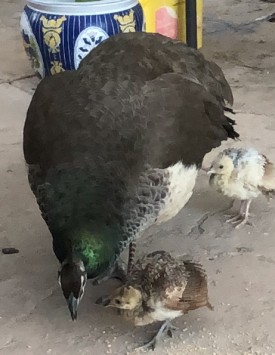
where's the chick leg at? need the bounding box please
[136,320,177,351]
[226,199,252,228]
[234,199,252,229]
[226,200,246,223]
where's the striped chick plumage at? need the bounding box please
[100,251,213,351]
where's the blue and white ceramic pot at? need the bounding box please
[20,0,144,78]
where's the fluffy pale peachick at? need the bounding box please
[207,147,275,228]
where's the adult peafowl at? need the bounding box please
[23,32,239,320]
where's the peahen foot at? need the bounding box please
[110,259,127,283]
[135,321,178,352]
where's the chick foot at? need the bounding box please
[135,321,178,352]
[226,214,244,223]
[229,214,249,229]
[225,199,253,229]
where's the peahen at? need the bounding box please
[23,32,239,320]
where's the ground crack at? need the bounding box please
[19,288,56,322]
[187,203,233,238]
[187,213,210,237]
[233,110,272,118]
[0,74,36,85]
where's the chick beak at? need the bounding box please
[203,166,215,175]
[201,166,214,175]
[201,166,209,173]
[67,293,79,321]
[102,298,111,307]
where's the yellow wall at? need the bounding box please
[139,0,203,48]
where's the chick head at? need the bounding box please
[102,285,142,310]
[208,152,234,176]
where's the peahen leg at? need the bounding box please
[110,259,127,282]
[94,245,136,306]
[93,242,137,288]
[92,259,127,286]
[127,241,137,275]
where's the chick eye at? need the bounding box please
[219,165,224,169]
[115,299,121,305]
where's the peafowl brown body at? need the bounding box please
[23,32,239,320]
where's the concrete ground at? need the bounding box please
[1,0,275,354]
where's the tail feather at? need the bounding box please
[224,107,236,115]
[207,60,234,106]
[260,188,275,201]
[223,115,240,140]
[259,156,275,199]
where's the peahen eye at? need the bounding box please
[219,165,224,169]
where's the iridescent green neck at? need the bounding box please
[68,224,122,278]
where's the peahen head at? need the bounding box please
[55,221,123,320]
[58,259,87,321]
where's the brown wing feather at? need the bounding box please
[129,252,213,313]
[206,60,234,106]
[24,32,238,178]
[164,261,213,313]
[128,251,188,296]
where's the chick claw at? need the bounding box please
[225,214,254,229]
[234,217,254,229]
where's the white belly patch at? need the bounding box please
[156,162,198,224]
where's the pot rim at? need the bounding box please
[26,0,140,16]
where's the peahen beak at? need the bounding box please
[67,293,79,321]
